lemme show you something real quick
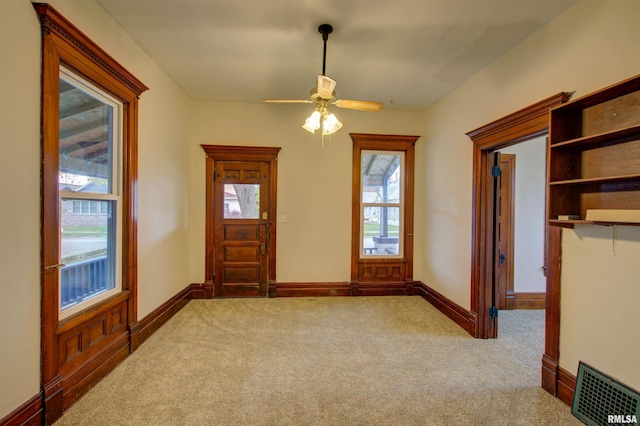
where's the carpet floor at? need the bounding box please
[55,296,581,425]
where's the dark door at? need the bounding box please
[496,154,515,310]
[214,161,269,297]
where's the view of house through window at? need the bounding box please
[224,184,260,219]
[361,151,404,257]
[58,68,122,318]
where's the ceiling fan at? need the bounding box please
[262,24,383,135]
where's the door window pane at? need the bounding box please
[224,184,260,218]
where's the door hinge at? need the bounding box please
[491,165,501,177]
[489,306,499,319]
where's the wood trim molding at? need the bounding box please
[514,292,546,309]
[0,394,42,426]
[34,5,148,423]
[557,366,577,406]
[505,289,516,310]
[349,134,419,295]
[274,282,351,297]
[129,284,192,352]
[200,145,281,295]
[414,282,477,336]
[541,355,576,407]
[466,92,570,340]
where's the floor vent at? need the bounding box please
[572,362,639,426]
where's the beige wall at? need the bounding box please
[0,0,42,417]
[188,102,423,283]
[0,0,192,417]
[2,0,639,420]
[419,0,640,389]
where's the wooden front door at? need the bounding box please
[214,161,270,297]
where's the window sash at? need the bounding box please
[360,150,405,258]
[58,69,123,320]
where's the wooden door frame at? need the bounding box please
[200,145,280,298]
[466,93,570,395]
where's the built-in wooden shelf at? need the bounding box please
[549,219,640,229]
[548,73,640,227]
[550,124,640,150]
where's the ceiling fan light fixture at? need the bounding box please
[302,110,322,133]
[322,112,342,135]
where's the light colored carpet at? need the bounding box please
[55,296,580,425]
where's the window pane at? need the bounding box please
[60,199,115,310]
[224,184,260,219]
[361,153,401,203]
[58,77,114,192]
[362,206,400,256]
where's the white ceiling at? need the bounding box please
[96,0,576,111]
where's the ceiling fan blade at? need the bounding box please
[334,99,383,112]
[262,99,314,104]
[317,75,337,99]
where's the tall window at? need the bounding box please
[58,67,123,319]
[360,151,404,257]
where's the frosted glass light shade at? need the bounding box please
[302,110,321,133]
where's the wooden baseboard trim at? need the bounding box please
[0,394,42,426]
[414,281,476,336]
[542,353,559,397]
[557,366,577,406]
[514,292,546,310]
[129,284,191,352]
[505,290,516,310]
[274,282,351,297]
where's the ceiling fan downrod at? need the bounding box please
[318,24,333,76]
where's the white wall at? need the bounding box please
[0,0,192,418]
[419,0,640,389]
[188,102,423,283]
[499,136,547,293]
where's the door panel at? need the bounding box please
[497,154,516,310]
[214,161,269,297]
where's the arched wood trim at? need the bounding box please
[465,93,570,395]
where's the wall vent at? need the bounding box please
[572,362,639,426]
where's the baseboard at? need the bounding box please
[129,284,192,352]
[557,366,577,406]
[0,394,42,426]
[514,292,546,309]
[505,290,516,310]
[274,282,351,297]
[414,281,476,336]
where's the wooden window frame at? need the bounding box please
[350,133,419,296]
[35,4,147,422]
